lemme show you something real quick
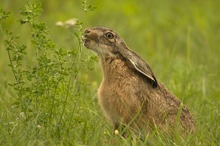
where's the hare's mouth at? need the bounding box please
[82,35,90,47]
[82,34,99,49]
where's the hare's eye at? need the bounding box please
[105,32,114,39]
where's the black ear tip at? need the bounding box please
[152,76,158,88]
[152,80,158,88]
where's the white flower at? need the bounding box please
[55,18,78,28]
[114,129,119,135]
[64,18,78,27]
[56,21,64,27]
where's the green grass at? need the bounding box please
[0,0,220,145]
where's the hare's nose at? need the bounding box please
[84,28,98,39]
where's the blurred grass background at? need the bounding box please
[0,0,220,145]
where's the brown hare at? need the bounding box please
[83,26,196,136]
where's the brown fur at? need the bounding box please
[83,27,196,136]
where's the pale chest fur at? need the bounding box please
[97,57,149,124]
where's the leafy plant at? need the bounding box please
[2,2,96,141]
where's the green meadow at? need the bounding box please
[0,0,219,145]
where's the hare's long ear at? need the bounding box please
[119,42,158,87]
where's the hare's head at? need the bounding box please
[83,26,158,87]
[83,27,124,58]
